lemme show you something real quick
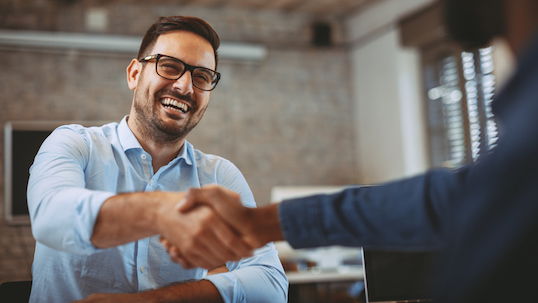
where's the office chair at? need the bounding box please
[0,280,32,303]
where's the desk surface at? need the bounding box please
[286,266,364,284]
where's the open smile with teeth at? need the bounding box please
[161,98,189,114]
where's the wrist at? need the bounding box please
[153,192,181,235]
[91,192,167,248]
[252,204,284,245]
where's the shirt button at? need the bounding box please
[149,180,154,186]
[140,154,147,160]
[140,266,145,273]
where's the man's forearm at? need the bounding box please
[91,191,178,248]
[143,280,224,303]
[75,279,224,303]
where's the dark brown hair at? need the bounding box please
[138,16,220,68]
[443,0,505,50]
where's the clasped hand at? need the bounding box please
[159,185,264,269]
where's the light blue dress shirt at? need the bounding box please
[27,116,288,303]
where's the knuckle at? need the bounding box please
[191,226,208,239]
[211,184,224,194]
[186,187,198,196]
[224,235,238,247]
[182,236,197,249]
[199,208,216,221]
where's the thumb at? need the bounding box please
[176,197,196,213]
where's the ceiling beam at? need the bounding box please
[0,30,267,61]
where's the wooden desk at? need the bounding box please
[286,266,364,303]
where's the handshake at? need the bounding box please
[157,185,284,269]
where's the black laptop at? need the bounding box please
[361,248,439,303]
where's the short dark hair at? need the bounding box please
[138,16,220,68]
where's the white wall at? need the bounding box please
[346,0,434,184]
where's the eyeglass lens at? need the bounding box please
[157,56,217,91]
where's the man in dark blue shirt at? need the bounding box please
[165,0,538,301]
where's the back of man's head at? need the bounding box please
[443,0,506,50]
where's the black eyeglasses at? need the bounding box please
[139,54,221,91]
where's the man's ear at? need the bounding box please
[126,59,141,91]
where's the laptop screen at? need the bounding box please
[361,248,438,303]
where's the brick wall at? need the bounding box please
[0,0,358,284]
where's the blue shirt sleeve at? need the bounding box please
[200,159,288,303]
[279,167,471,251]
[27,126,114,254]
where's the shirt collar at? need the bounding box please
[177,140,194,166]
[118,115,194,166]
[118,116,142,152]
[118,115,143,151]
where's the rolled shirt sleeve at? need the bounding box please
[205,243,288,303]
[28,126,114,254]
[278,168,470,251]
[198,157,288,303]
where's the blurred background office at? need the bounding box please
[0,0,515,300]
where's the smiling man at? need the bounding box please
[26,16,287,303]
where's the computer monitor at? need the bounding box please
[362,248,439,303]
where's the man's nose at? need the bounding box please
[172,70,194,95]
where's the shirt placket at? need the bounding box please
[135,238,151,291]
[137,152,155,290]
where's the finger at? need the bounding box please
[159,236,171,249]
[210,216,254,260]
[182,232,235,269]
[167,246,195,269]
[167,218,234,269]
[181,214,249,269]
[168,246,179,259]
[209,264,227,272]
[168,235,241,269]
[180,186,223,213]
[176,256,194,269]
[160,239,185,265]
[186,187,244,223]
[186,187,259,249]
[178,188,206,213]
[180,246,226,269]
[169,199,252,268]
[168,247,185,264]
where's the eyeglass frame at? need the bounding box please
[139,53,221,91]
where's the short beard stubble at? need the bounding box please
[132,71,208,147]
